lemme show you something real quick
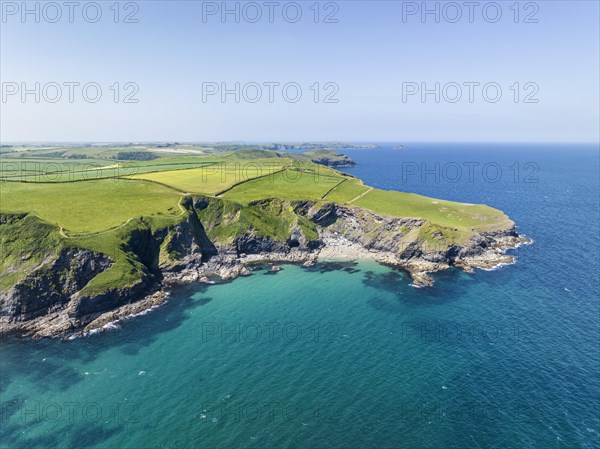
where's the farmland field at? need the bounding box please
[129,158,291,194]
[222,169,342,202]
[0,158,221,183]
[0,179,183,234]
[0,148,511,238]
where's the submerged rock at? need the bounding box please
[302,259,317,268]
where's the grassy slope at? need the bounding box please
[0,179,183,234]
[353,189,510,232]
[221,171,510,235]
[0,210,188,295]
[195,197,318,244]
[1,149,513,295]
[0,213,63,291]
[71,215,184,294]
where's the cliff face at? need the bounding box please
[0,198,527,338]
[0,248,112,321]
[309,203,526,285]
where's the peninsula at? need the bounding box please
[0,146,528,338]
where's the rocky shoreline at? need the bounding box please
[0,199,531,339]
[75,231,529,338]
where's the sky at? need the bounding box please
[1,0,599,143]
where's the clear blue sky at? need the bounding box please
[1,1,598,142]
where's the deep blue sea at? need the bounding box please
[1,143,599,449]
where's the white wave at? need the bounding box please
[480,260,516,272]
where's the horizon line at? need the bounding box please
[1,140,599,145]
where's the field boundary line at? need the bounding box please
[321,179,347,200]
[214,166,291,197]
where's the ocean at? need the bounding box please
[1,143,599,449]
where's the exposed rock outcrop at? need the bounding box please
[0,248,112,322]
[0,199,530,338]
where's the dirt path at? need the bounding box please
[348,187,373,204]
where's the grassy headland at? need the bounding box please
[1,146,512,298]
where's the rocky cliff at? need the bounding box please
[0,197,528,338]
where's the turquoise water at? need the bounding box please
[1,144,599,448]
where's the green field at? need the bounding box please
[0,146,515,296]
[353,189,509,231]
[129,158,291,195]
[1,149,510,234]
[0,179,183,234]
[0,158,221,183]
[222,169,341,202]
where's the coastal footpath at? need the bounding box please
[0,197,529,339]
